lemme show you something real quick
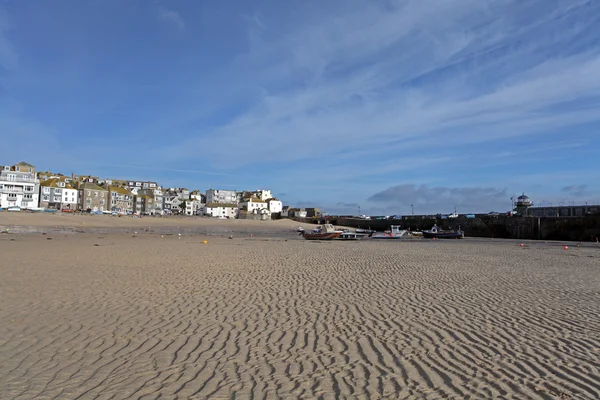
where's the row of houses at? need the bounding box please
[0,162,296,220]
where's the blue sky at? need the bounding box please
[1,0,599,215]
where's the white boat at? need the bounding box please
[336,230,366,240]
[26,207,45,212]
[301,224,343,240]
[372,225,407,239]
[7,206,21,212]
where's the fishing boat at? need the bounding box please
[355,228,376,236]
[301,224,342,240]
[336,230,366,240]
[371,225,407,239]
[423,224,464,239]
[409,230,423,237]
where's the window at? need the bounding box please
[24,194,32,199]
[94,192,98,198]
[42,195,49,201]
[87,191,91,196]
[8,193,16,198]
[100,200,104,205]
[101,192,104,197]
[43,187,50,194]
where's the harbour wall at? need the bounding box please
[292,215,600,242]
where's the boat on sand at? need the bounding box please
[301,224,342,240]
[423,224,464,239]
[372,225,407,239]
[336,230,366,240]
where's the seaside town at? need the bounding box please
[2,160,599,243]
[3,160,600,219]
[0,161,315,220]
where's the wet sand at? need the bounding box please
[1,214,600,399]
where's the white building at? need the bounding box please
[266,198,283,214]
[39,177,78,210]
[202,203,238,218]
[0,162,40,209]
[185,199,203,216]
[190,190,204,202]
[256,189,272,201]
[206,189,238,205]
[238,196,269,214]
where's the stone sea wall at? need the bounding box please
[293,215,600,242]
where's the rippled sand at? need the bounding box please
[1,228,600,399]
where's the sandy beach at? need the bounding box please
[1,214,600,399]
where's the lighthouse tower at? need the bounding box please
[515,193,533,216]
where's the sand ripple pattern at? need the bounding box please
[1,235,600,399]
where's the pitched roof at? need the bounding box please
[242,196,266,203]
[40,177,75,189]
[16,161,35,167]
[80,182,107,191]
[108,186,132,195]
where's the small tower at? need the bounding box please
[515,193,533,216]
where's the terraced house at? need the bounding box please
[135,194,155,215]
[39,176,78,210]
[108,186,133,214]
[78,181,108,212]
[0,162,39,209]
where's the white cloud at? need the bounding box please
[160,0,600,170]
[158,6,185,31]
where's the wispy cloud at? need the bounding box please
[1,0,599,208]
[159,0,600,172]
[0,5,17,70]
[561,184,589,197]
[158,6,185,31]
